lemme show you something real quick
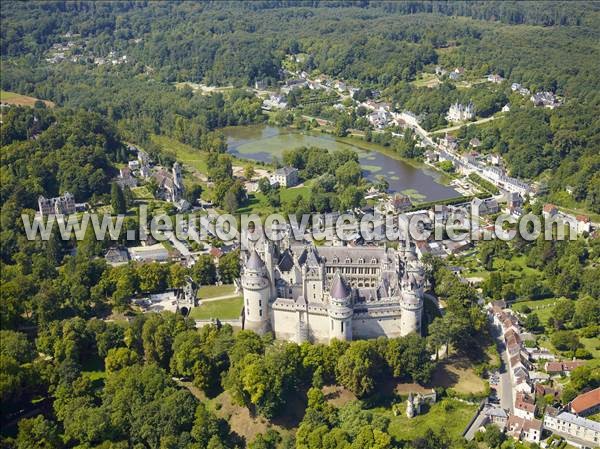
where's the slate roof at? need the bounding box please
[247,249,265,270]
[330,271,350,299]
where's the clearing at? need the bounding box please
[430,358,487,396]
[1,90,55,108]
[374,398,477,442]
[190,296,243,320]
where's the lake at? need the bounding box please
[224,125,459,202]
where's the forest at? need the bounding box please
[2,1,599,210]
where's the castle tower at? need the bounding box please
[172,162,183,201]
[172,162,183,190]
[241,249,271,334]
[263,240,277,300]
[400,271,423,336]
[328,271,353,341]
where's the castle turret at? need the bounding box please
[241,249,271,334]
[172,162,183,190]
[400,271,423,336]
[328,271,353,341]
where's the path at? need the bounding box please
[431,115,500,135]
[200,293,240,302]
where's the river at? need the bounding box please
[224,125,459,202]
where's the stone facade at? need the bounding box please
[240,236,425,343]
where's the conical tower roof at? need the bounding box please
[330,271,350,299]
[246,249,265,270]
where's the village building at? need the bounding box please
[570,388,600,417]
[514,392,536,420]
[531,91,561,109]
[543,406,600,448]
[545,361,586,377]
[506,415,543,444]
[542,203,559,219]
[270,166,299,187]
[118,167,138,188]
[471,197,499,216]
[487,74,505,84]
[104,247,130,266]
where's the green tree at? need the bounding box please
[336,341,381,398]
[218,250,240,284]
[192,255,217,285]
[111,182,127,215]
[105,347,139,374]
[16,415,62,449]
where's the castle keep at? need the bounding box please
[240,237,424,343]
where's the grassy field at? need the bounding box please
[374,398,477,442]
[151,134,209,173]
[512,297,561,324]
[199,284,236,299]
[131,186,154,200]
[411,72,441,88]
[1,90,55,107]
[237,180,313,215]
[430,359,487,395]
[461,254,544,285]
[190,296,243,320]
[579,336,600,360]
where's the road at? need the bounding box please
[491,323,514,412]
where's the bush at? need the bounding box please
[574,348,592,359]
[580,325,600,338]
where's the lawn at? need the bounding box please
[374,398,477,442]
[151,134,208,173]
[411,72,441,88]
[430,359,487,396]
[512,297,560,324]
[579,336,600,360]
[131,185,154,200]
[190,296,243,320]
[1,90,55,107]
[237,181,313,215]
[199,284,236,299]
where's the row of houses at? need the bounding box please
[489,301,599,447]
[542,204,594,235]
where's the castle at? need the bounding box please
[446,101,475,122]
[38,192,76,217]
[153,162,184,202]
[240,236,425,343]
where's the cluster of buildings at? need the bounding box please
[434,66,465,81]
[435,133,533,198]
[486,301,599,448]
[543,203,594,235]
[511,82,562,109]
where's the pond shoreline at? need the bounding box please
[222,124,460,202]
